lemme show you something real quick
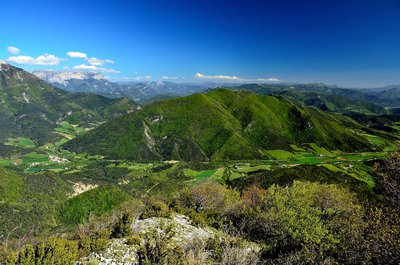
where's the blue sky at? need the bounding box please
[1,0,400,87]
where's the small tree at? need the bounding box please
[241,185,266,208]
[111,213,132,238]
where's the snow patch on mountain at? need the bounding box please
[32,70,106,86]
[0,60,10,70]
[33,69,211,101]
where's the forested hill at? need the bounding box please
[0,62,139,149]
[64,88,375,161]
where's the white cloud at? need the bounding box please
[66,52,115,67]
[161,75,179,80]
[72,64,120,73]
[87,58,115,65]
[73,64,97,70]
[256,77,281,82]
[34,54,62,65]
[87,57,105,66]
[7,46,20,55]
[97,68,120,74]
[7,54,61,65]
[66,51,87,58]
[195,73,240,80]
[7,55,33,65]
[194,72,281,83]
[134,75,152,81]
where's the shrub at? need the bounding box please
[258,181,364,263]
[140,198,171,219]
[111,212,133,238]
[177,180,228,212]
[241,185,266,208]
[126,235,141,246]
[78,228,110,254]
[136,223,184,265]
[6,238,79,265]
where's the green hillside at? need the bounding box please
[64,89,373,161]
[0,63,139,156]
[0,167,71,238]
[231,84,388,114]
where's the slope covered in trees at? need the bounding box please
[0,62,139,149]
[65,89,375,161]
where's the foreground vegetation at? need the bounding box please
[0,149,399,264]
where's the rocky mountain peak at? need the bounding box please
[32,70,106,86]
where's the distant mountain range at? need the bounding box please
[0,62,139,156]
[229,83,389,115]
[64,89,376,161]
[32,70,216,102]
[33,70,400,113]
[233,83,400,109]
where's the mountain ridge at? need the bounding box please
[64,88,374,161]
[0,63,139,154]
[32,70,211,102]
